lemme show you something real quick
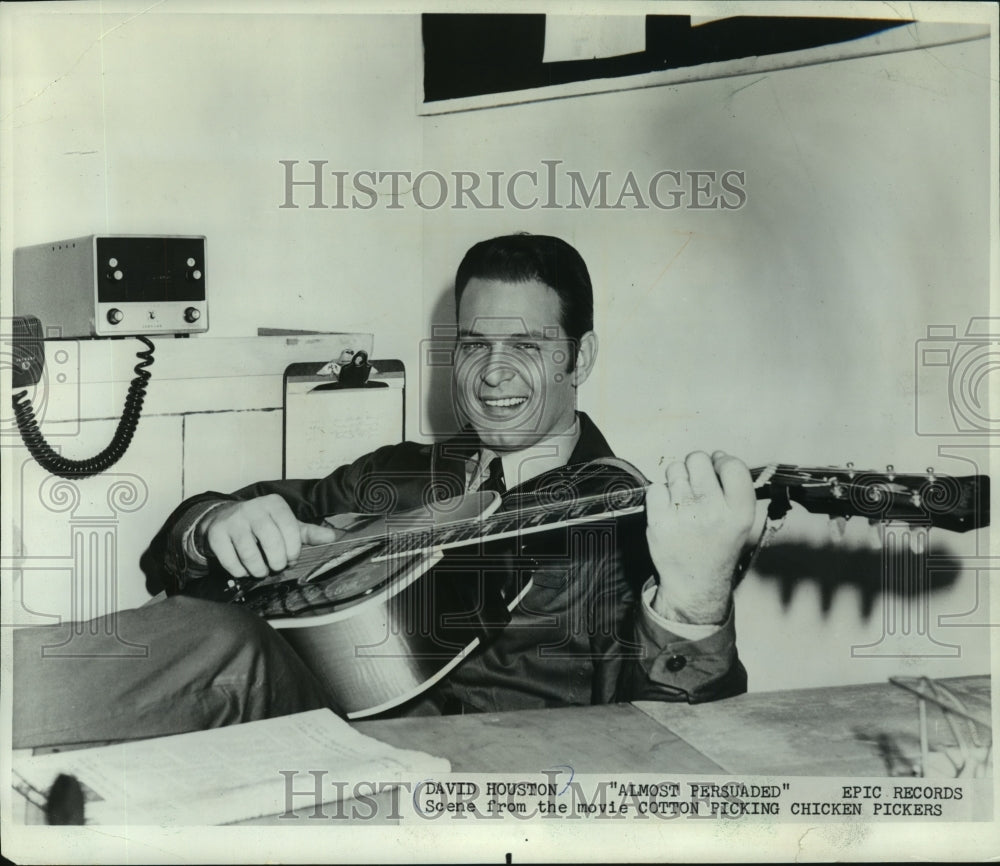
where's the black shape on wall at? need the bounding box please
[422,14,909,103]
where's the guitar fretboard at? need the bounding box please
[287,483,649,584]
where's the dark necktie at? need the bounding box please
[480,455,507,495]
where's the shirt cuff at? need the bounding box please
[634,578,739,702]
[640,577,722,641]
[179,500,230,567]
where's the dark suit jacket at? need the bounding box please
[143,412,746,711]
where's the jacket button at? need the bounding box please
[665,654,687,673]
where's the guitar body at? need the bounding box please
[200,490,534,719]
[271,549,460,719]
[275,551,501,719]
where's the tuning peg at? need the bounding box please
[868,518,886,549]
[886,464,896,482]
[846,462,856,479]
[828,515,848,541]
[926,467,936,483]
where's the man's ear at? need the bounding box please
[571,331,598,388]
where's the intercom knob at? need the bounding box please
[107,308,124,325]
[183,306,201,323]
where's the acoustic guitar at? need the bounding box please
[186,460,989,718]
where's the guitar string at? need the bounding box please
[286,466,951,573]
[237,468,974,614]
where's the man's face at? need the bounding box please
[454,277,596,453]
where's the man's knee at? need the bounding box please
[159,596,276,661]
[168,596,333,713]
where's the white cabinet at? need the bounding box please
[9,415,184,623]
[4,334,371,624]
[183,410,283,495]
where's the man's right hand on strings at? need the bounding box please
[196,494,339,578]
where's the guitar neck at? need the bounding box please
[286,462,988,583]
[367,467,982,566]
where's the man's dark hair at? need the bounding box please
[454,233,594,345]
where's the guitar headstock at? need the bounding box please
[753,464,990,533]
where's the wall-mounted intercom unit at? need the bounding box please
[14,235,208,337]
[11,234,208,477]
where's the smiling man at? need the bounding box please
[150,232,755,710]
[14,233,755,746]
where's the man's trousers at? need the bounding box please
[12,596,331,749]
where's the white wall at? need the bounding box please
[2,6,992,692]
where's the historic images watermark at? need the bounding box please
[2,466,151,657]
[0,317,80,442]
[1,317,149,653]
[278,160,747,211]
[914,318,999,437]
[844,316,998,659]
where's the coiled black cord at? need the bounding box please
[11,337,155,479]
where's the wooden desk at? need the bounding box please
[633,674,990,776]
[356,675,990,778]
[15,676,991,826]
[356,702,724,774]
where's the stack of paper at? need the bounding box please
[13,709,450,825]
